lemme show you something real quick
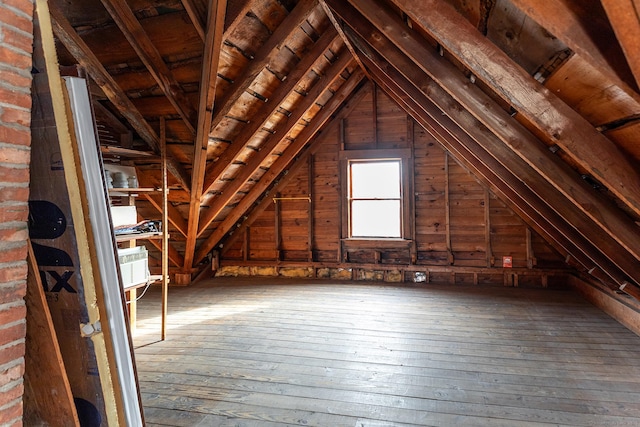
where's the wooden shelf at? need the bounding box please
[114,231,162,242]
[109,187,161,194]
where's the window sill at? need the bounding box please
[341,238,413,250]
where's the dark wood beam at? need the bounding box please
[208,0,318,133]
[327,1,636,287]
[343,0,640,270]
[510,0,639,92]
[600,0,640,89]
[183,0,228,271]
[196,51,354,236]
[141,194,188,238]
[194,66,365,264]
[180,0,206,40]
[100,0,198,134]
[49,4,191,191]
[201,29,338,198]
[387,0,640,219]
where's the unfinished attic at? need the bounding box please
[3,0,640,425]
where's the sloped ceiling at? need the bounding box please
[46,0,640,298]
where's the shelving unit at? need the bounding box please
[105,135,169,340]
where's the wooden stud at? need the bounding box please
[182,0,228,273]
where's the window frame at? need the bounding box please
[340,148,413,243]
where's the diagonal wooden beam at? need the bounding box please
[353,39,629,286]
[197,51,354,236]
[220,81,372,256]
[49,4,191,191]
[343,0,640,271]
[180,0,206,40]
[100,0,198,134]
[201,28,338,198]
[209,0,318,133]
[387,0,640,219]
[141,194,188,238]
[510,0,639,93]
[183,0,228,272]
[146,238,185,268]
[194,66,365,264]
[600,0,640,89]
[329,2,638,288]
[182,0,251,42]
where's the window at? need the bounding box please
[348,160,402,238]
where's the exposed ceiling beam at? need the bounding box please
[196,51,354,236]
[100,0,198,134]
[219,81,372,256]
[194,66,365,264]
[183,0,228,272]
[326,0,638,289]
[510,0,639,93]
[180,0,206,40]
[600,0,640,89]
[141,194,189,238]
[356,48,631,288]
[208,0,318,133]
[201,29,339,198]
[49,4,191,191]
[387,0,640,219]
[340,0,640,275]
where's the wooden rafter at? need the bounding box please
[180,0,206,40]
[219,82,373,256]
[359,49,629,285]
[208,0,318,133]
[341,0,640,268]
[141,194,188,238]
[100,0,198,134]
[510,0,640,94]
[48,4,191,191]
[327,1,638,289]
[196,51,355,236]
[600,0,640,89]
[194,65,365,264]
[183,0,228,272]
[386,0,640,219]
[146,238,185,268]
[201,29,339,198]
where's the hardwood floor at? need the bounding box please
[132,277,640,426]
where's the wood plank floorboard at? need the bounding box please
[132,277,640,426]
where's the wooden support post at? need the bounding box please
[408,117,417,264]
[243,227,250,262]
[274,192,282,261]
[308,155,314,262]
[484,188,493,267]
[160,118,169,340]
[444,152,453,264]
[526,227,536,269]
[372,82,378,148]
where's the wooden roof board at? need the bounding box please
[604,123,640,161]
[225,13,272,60]
[486,0,568,76]
[545,55,640,129]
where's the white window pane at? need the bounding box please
[351,161,400,198]
[351,200,401,238]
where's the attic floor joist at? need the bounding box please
[324,0,640,294]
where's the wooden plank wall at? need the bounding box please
[220,84,567,284]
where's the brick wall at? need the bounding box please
[0,0,34,426]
